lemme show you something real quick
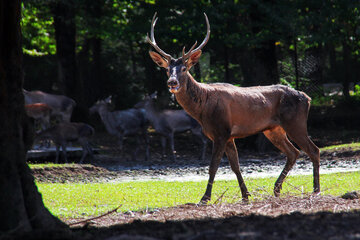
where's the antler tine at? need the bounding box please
[182,13,211,61]
[147,12,172,61]
[182,41,197,62]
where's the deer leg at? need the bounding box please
[200,139,226,204]
[263,127,300,197]
[285,128,320,194]
[169,132,176,161]
[192,129,208,161]
[79,147,87,164]
[117,134,124,151]
[225,139,250,201]
[144,130,150,161]
[200,137,208,161]
[78,138,88,164]
[55,144,60,164]
[61,143,68,163]
[116,133,125,159]
[161,136,167,158]
[132,136,141,161]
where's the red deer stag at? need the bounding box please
[147,13,320,203]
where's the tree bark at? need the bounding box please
[0,0,66,234]
[240,1,279,86]
[240,43,279,87]
[342,42,350,98]
[224,44,230,83]
[52,0,82,104]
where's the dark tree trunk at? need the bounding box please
[253,40,279,85]
[88,37,103,105]
[327,43,337,82]
[224,45,230,83]
[240,42,279,87]
[0,0,65,234]
[129,40,138,78]
[80,0,104,106]
[342,42,351,98]
[51,0,83,104]
[142,49,166,94]
[78,38,91,103]
[240,1,279,86]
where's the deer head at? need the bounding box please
[147,13,210,94]
[89,96,112,114]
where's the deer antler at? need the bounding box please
[182,13,210,61]
[147,12,172,62]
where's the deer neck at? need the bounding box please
[174,72,206,123]
[97,106,118,134]
[143,100,161,126]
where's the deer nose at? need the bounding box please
[167,78,179,87]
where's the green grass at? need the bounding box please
[321,142,360,151]
[29,163,82,169]
[37,171,360,219]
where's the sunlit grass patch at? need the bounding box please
[29,163,85,169]
[321,142,360,151]
[37,170,360,219]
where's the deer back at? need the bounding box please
[24,90,75,115]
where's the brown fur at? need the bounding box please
[148,15,320,203]
[25,103,52,131]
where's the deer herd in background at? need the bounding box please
[24,89,208,164]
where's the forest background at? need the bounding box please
[22,0,360,127]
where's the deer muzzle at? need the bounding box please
[167,78,180,93]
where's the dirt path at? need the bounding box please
[32,149,360,183]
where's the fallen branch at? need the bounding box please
[69,204,122,226]
[213,188,229,205]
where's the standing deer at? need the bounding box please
[89,96,150,161]
[35,122,94,163]
[23,89,76,122]
[147,13,320,203]
[135,91,207,161]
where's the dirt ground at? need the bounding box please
[23,130,360,239]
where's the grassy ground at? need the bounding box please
[37,170,360,219]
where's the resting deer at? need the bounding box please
[23,89,76,122]
[147,13,320,203]
[35,122,94,163]
[89,96,150,161]
[135,91,208,161]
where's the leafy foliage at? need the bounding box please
[21,0,360,110]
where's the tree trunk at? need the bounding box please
[224,45,230,83]
[0,0,66,234]
[342,42,350,98]
[240,42,279,87]
[240,1,279,86]
[52,0,83,105]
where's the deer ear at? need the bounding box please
[186,50,202,70]
[149,51,169,68]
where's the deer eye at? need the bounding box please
[181,66,187,72]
